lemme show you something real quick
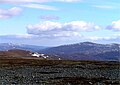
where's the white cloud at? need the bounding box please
[0,34,38,39]
[39,31,82,38]
[53,31,81,37]
[0,34,82,46]
[27,21,62,32]
[0,0,81,4]
[0,0,80,11]
[56,0,81,2]
[0,0,50,4]
[40,15,60,20]
[1,33,119,46]
[93,5,114,9]
[63,21,101,31]
[15,34,39,38]
[85,35,120,43]
[86,36,112,41]
[0,7,22,19]
[113,34,120,37]
[26,21,100,38]
[21,4,58,10]
[106,20,120,31]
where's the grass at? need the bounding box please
[0,58,119,67]
[0,58,119,84]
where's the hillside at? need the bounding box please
[39,42,120,61]
[0,43,47,52]
[0,49,61,60]
[0,42,119,61]
[0,49,31,58]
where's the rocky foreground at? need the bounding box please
[0,59,120,85]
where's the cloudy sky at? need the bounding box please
[0,0,120,46]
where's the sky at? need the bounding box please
[0,0,120,46]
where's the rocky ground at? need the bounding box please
[0,59,120,85]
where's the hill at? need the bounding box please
[0,43,47,52]
[0,49,62,60]
[39,42,120,61]
[0,42,119,61]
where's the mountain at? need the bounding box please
[0,49,59,60]
[39,42,120,61]
[0,49,31,58]
[0,43,47,52]
[0,42,119,61]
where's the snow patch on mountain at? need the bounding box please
[30,52,49,59]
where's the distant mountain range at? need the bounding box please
[0,43,47,52]
[39,42,120,61]
[0,42,120,61]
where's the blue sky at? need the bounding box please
[0,0,120,46]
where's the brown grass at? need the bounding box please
[0,58,119,67]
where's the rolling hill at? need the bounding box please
[0,42,119,61]
[39,42,120,61]
[0,43,47,52]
